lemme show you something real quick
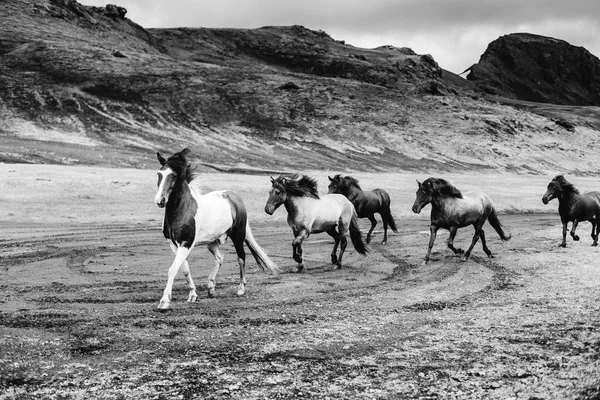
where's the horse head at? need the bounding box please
[412,179,432,213]
[154,148,192,208]
[327,174,343,194]
[542,175,577,204]
[265,175,288,215]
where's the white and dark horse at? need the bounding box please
[264,174,368,272]
[154,148,279,309]
[412,177,511,263]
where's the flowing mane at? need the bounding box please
[165,148,200,183]
[424,177,463,198]
[274,173,319,199]
[337,175,362,190]
[552,175,580,195]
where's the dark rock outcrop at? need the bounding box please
[466,33,600,106]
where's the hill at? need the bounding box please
[1,0,600,174]
[466,33,600,106]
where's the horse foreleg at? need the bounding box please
[292,229,309,272]
[366,215,377,244]
[159,245,192,309]
[424,225,439,264]
[570,220,580,241]
[326,227,341,267]
[207,242,224,297]
[169,242,198,303]
[463,225,482,261]
[447,226,463,255]
[560,220,568,247]
[336,226,349,269]
[592,218,599,246]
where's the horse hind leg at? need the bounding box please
[207,242,224,298]
[231,235,247,296]
[592,218,599,246]
[479,229,493,258]
[463,224,483,261]
[366,215,377,244]
[326,226,342,268]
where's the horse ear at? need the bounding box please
[328,176,333,181]
[270,176,275,184]
[416,180,422,187]
[180,148,191,157]
[281,177,287,185]
[157,152,167,166]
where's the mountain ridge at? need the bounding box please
[1,0,600,174]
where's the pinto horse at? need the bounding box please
[264,174,368,272]
[412,178,511,263]
[542,175,600,247]
[327,174,398,244]
[154,148,279,309]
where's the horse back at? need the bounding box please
[352,189,388,216]
[568,191,600,220]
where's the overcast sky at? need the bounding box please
[81,0,600,74]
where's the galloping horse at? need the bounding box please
[264,174,368,272]
[327,174,398,244]
[154,148,279,309]
[412,178,511,263]
[542,175,600,247]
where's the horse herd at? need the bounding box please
[154,148,600,310]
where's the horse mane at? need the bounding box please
[552,175,579,194]
[340,175,362,190]
[424,177,463,198]
[165,148,200,183]
[274,173,319,199]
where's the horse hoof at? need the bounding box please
[236,289,245,296]
[381,240,387,245]
[592,243,598,247]
[421,260,429,266]
[295,266,305,273]
[573,235,580,241]
[559,243,567,248]
[461,255,470,262]
[331,255,338,265]
[457,249,464,254]
[187,294,198,303]
[334,262,342,269]
[157,301,170,310]
[366,237,372,244]
[207,288,215,298]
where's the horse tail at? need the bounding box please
[487,208,511,241]
[349,211,369,255]
[375,189,399,233]
[244,223,280,275]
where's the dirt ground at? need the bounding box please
[1,166,600,399]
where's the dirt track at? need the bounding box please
[1,213,599,399]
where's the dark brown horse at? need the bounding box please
[542,175,600,247]
[327,175,398,244]
[412,178,511,263]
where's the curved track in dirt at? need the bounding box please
[1,214,600,399]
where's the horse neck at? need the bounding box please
[557,189,579,210]
[342,185,362,200]
[165,179,193,218]
[284,195,316,220]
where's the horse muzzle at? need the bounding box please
[156,197,166,208]
[264,204,275,215]
[542,195,552,205]
[412,204,422,214]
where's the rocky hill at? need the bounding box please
[1,0,600,174]
[466,33,600,106]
